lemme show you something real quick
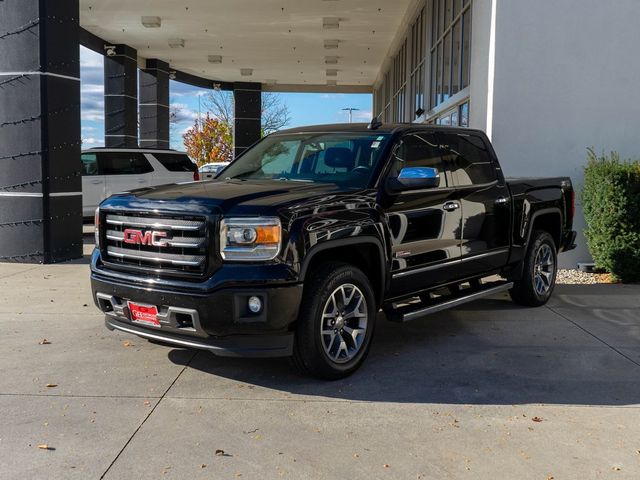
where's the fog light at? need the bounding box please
[248,296,262,313]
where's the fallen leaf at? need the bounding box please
[215,449,226,456]
[143,400,151,406]
[45,384,57,388]
[383,464,390,468]
[39,339,51,345]
[353,453,359,458]
[532,417,543,423]
[547,477,554,480]
[613,466,622,471]
[37,444,55,450]
[199,464,207,469]
[123,341,134,347]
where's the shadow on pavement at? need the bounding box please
[167,286,640,406]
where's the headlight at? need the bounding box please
[220,217,281,261]
[94,207,100,249]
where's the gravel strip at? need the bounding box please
[556,269,614,285]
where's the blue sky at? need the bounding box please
[80,46,372,150]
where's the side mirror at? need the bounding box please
[387,167,440,192]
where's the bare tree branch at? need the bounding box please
[203,90,291,136]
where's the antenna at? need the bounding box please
[368,116,383,130]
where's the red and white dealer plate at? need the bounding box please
[128,301,161,327]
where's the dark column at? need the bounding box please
[104,44,138,147]
[139,59,170,149]
[0,0,82,263]
[233,82,262,157]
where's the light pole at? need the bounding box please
[342,107,360,123]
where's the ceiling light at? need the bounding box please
[208,55,222,64]
[324,39,339,49]
[168,38,185,48]
[240,68,253,76]
[326,69,338,77]
[324,56,339,65]
[141,16,161,28]
[323,17,340,29]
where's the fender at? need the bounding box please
[522,207,562,246]
[299,236,388,305]
[510,207,562,280]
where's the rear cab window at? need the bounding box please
[154,153,198,172]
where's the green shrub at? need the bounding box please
[582,149,640,282]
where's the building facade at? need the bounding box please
[374,0,640,267]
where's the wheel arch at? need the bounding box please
[299,237,387,308]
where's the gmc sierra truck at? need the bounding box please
[91,122,576,379]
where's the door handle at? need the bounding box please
[442,201,460,212]
[495,196,509,205]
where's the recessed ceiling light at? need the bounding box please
[324,39,339,49]
[240,68,253,76]
[324,56,339,65]
[141,16,161,28]
[326,69,338,77]
[323,17,340,29]
[208,55,222,64]
[168,38,185,48]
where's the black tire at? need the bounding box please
[291,262,377,380]
[510,230,558,307]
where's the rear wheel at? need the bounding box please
[292,262,376,380]
[510,230,557,306]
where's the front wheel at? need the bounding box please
[510,230,558,307]
[292,262,376,380]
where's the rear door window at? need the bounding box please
[439,133,497,186]
[98,152,153,175]
[154,153,197,172]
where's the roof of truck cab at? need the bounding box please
[272,123,483,136]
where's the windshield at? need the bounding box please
[221,132,391,188]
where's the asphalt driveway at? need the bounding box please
[1,246,639,479]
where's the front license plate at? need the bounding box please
[128,302,160,327]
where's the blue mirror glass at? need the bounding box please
[398,167,439,179]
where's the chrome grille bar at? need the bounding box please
[105,230,205,248]
[106,246,206,267]
[106,214,202,231]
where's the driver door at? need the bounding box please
[384,132,463,297]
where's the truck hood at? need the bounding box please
[102,179,362,217]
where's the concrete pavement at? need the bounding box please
[1,239,639,479]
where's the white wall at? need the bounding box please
[480,0,640,267]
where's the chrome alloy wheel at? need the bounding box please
[533,243,555,295]
[320,283,368,364]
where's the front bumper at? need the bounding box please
[104,316,293,358]
[91,254,303,357]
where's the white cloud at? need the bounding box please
[81,137,103,147]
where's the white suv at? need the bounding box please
[81,148,199,217]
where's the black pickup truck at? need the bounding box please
[91,123,576,379]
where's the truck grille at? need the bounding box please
[103,213,208,276]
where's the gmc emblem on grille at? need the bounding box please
[123,229,170,247]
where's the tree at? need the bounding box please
[204,90,291,135]
[182,113,233,166]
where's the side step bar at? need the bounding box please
[387,281,514,323]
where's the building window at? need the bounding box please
[392,39,407,122]
[433,101,470,127]
[409,7,426,119]
[429,0,472,110]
